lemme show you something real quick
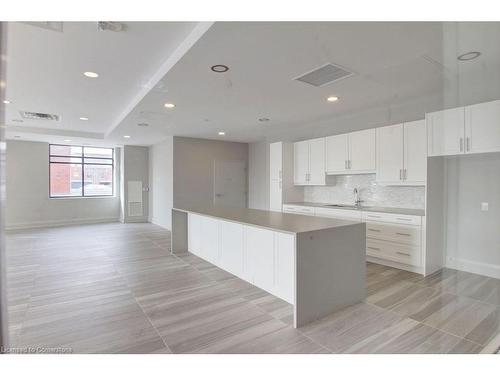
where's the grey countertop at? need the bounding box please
[285,202,425,216]
[173,204,362,234]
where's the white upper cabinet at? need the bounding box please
[326,134,349,173]
[326,129,375,174]
[293,140,309,185]
[349,129,376,173]
[427,107,465,156]
[308,138,326,185]
[376,120,426,185]
[376,124,404,184]
[293,138,325,185]
[465,99,500,154]
[403,120,427,184]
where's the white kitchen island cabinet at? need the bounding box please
[171,205,366,328]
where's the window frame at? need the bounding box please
[49,144,115,198]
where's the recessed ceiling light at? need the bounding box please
[83,71,99,78]
[211,65,229,73]
[79,117,89,121]
[327,96,339,102]
[258,117,270,122]
[137,123,149,127]
[164,103,175,109]
[123,135,131,139]
[3,99,11,104]
[457,51,481,61]
[14,135,21,138]
[218,131,225,136]
[64,139,72,142]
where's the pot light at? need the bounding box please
[123,135,131,139]
[137,123,149,127]
[258,117,270,122]
[211,65,229,73]
[3,99,11,104]
[79,117,89,121]
[218,131,225,136]
[83,71,99,78]
[164,103,175,109]
[64,139,72,142]
[14,135,21,138]
[327,96,339,102]
[457,51,481,61]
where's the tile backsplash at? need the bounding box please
[303,174,425,209]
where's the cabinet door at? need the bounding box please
[465,100,500,154]
[325,134,348,174]
[269,180,282,212]
[188,213,202,256]
[274,233,295,304]
[220,221,244,277]
[244,226,275,291]
[293,140,309,185]
[308,138,326,185]
[200,216,220,263]
[427,107,465,156]
[269,142,282,181]
[403,120,427,185]
[349,129,376,173]
[376,124,404,184]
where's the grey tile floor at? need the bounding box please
[5,223,500,353]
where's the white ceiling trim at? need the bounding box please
[105,21,214,137]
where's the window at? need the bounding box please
[49,144,114,198]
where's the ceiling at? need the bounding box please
[3,22,500,145]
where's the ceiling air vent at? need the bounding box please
[295,63,354,87]
[20,111,60,121]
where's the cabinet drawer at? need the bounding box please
[362,211,422,226]
[282,205,315,216]
[367,239,422,266]
[315,207,362,221]
[366,222,421,246]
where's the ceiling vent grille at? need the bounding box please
[295,63,354,87]
[20,111,60,121]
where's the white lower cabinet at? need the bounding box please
[188,213,295,304]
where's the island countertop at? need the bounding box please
[173,204,361,234]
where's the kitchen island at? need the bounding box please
[171,205,366,328]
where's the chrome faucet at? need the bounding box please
[353,188,363,207]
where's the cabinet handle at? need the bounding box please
[396,251,411,256]
[345,160,348,169]
[367,215,381,219]
[348,160,351,169]
[404,169,407,180]
[368,228,381,232]
[368,246,381,251]
[399,169,402,180]
[396,217,412,222]
[466,137,470,152]
[396,232,411,236]
[460,138,464,152]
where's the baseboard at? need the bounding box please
[149,216,171,230]
[446,256,500,279]
[5,217,119,231]
[367,255,425,275]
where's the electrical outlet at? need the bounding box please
[481,202,489,211]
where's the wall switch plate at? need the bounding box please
[481,202,489,211]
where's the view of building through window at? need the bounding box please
[49,144,114,197]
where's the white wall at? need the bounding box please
[6,140,121,230]
[445,153,500,278]
[148,137,173,229]
[248,141,269,210]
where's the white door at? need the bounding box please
[308,138,326,185]
[200,215,220,263]
[293,140,309,185]
[376,124,404,184]
[213,160,247,208]
[269,180,282,212]
[403,120,427,185]
[427,107,465,156]
[465,99,500,154]
[349,129,376,173]
[269,142,282,181]
[220,221,244,277]
[325,134,348,174]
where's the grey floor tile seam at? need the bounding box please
[109,246,173,354]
